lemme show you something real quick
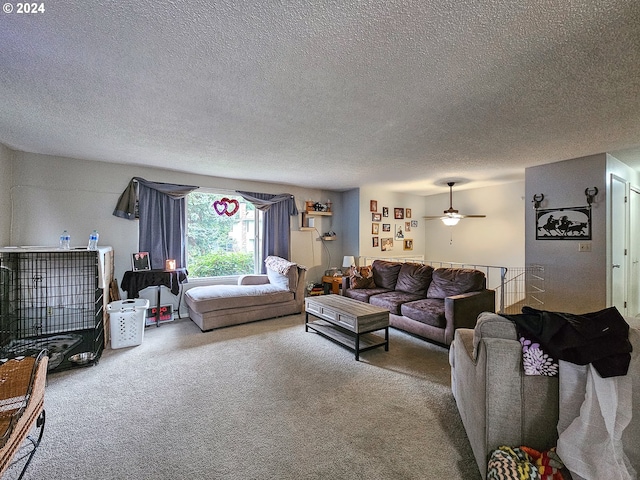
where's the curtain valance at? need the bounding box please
[235,191,298,215]
[113,177,199,220]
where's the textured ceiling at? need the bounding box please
[1,0,640,195]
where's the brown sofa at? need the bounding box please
[341,260,495,346]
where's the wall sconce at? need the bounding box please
[532,194,544,209]
[585,187,598,205]
[165,259,176,271]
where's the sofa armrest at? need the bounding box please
[238,275,270,286]
[341,276,351,294]
[451,331,559,479]
[443,289,495,344]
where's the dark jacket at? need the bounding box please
[502,306,632,378]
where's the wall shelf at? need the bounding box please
[301,201,335,237]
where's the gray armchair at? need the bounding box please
[449,312,559,479]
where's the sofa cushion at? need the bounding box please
[369,291,425,315]
[427,268,485,299]
[348,266,376,289]
[395,263,434,295]
[372,260,403,290]
[344,287,392,303]
[400,298,446,328]
[185,284,294,313]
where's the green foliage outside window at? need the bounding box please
[188,251,255,277]
[187,192,257,277]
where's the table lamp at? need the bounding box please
[342,255,355,274]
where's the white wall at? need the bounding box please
[422,181,526,269]
[8,151,345,310]
[0,144,12,246]
[525,154,607,313]
[0,143,13,245]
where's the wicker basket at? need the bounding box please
[0,350,48,478]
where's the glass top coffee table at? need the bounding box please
[304,295,389,361]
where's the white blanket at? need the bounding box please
[556,327,639,480]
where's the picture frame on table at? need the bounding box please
[132,252,151,271]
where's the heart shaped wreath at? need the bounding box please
[212,198,240,216]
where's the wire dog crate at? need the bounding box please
[0,248,110,372]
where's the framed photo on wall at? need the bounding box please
[372,223,380,234]
[394,207,404,219]
[372,236,379,247]
[372,212,382,221]
[370,200,378,212]
[403,239,414,251]
[382,207,389,217]
[381,238,393,251]
[132,252,151,271]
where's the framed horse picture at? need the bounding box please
[535,206,591,240]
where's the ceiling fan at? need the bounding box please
[423,182,486,226]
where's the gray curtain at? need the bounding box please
[114,177,199,269]
[236,191,298,272]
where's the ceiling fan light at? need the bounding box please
[441,216,460,226]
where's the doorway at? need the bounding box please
[629,187,640,317]
[610,175,627,314]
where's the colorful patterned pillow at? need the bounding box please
[349,266,375,289]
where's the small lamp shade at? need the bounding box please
[342,255,355,269]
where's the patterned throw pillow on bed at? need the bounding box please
[349,266,375,289]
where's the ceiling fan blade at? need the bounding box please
[423,182,487,221]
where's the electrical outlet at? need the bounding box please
[578,242,592,252]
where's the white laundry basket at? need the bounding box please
[107,299,149,349]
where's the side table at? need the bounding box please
[120,269,188,326]
[322,275,343,294]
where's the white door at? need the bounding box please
[611,175,627,314]
[629,187,640,318]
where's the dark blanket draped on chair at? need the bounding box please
[236,191,298,272]
[113,177,199,269]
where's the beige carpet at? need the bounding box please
[13,314,481,480]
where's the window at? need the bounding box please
[186,192,262,278]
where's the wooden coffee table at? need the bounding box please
[305,295,389,360]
